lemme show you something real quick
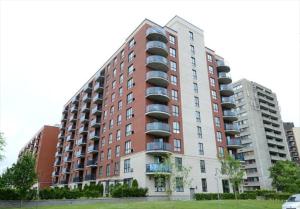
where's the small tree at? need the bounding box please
[0,132,5,161]
[269,160,300,193]
[0,166,15,188]
[221,155,245,199]
[132,179,139,188]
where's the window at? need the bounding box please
[191,57,196,66]
[201,178,207,192]
[107,148,112,160]
[106,164,110,177]
[111,93,115,102]
[119,87,123,97]
[194,96,200,107]
[189,31,194,40]
[121,50,125,59]
[193,83,198,93]
[117,115,122,125]
[169,35,175,44]
[213,103,219,112]
[210,78,215,87]
[125,140,132,154]
[109,119,114,129]
[100,151,104,161]
[115,145,120,157]
[126,107,133,120]
[125,124,132,136]
[109,133,113,144]
[171,75,177,85]
[207,54,212,62]
[176,177,184,192]
[172,105,179,117]
[175,157,182,171]
[99,166,103,176]
[102,124,106,133]
[198,143,204,155]
[124,159,131,173]
[218,147,225,158]
[216,131,222,142]
[129,38,135,48]
[116,130,121,141]
[211,90,217,99]
[170,61,177,71]
[128,52,135,62]
[200,160,206,173]
[114,162,120,175]
[172,90,178,101]
[101,138,105,148]
[173,122,180,133]
[155,177,166,192]
[119,74,124,84]
[208,66,214,74]
[112,80,116,89]
[214,117,220,127]
[192,69,197,80]
[197,126,202,138]
[190,45,195,54]
[127,78,134,89]
[120,62,124,72]
[103,110,107,119]
[127,92,133,104]
[113,68,116,77]
[195,111,201,122]
[170,48,176,57]
[174,139,181,152]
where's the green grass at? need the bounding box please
[12,200,282,209]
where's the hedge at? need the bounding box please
[110,184,148,198]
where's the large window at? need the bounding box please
[189,31,194,41]
[214,117,221,127]
[126,107,133,120]
[190,45,195,54]
[127,92,134,104]
[125,140,132,154]
[116,129,121,141]
[173,122,180,133]
[119,87,123,97]
[195,111,201,122]
[201,178,207,192]
[175,157,182,171]
[172,105,179,117]
[197,126,202,138]
[170,48,176,57]
[194,96,200,107]
[174,139,181,152]
[155,177,166,192]
[127,78,134,89]
[129,38,135,49]
[170,61,177,71]
[171,75,177,85]
[108,133,113,144]
[128,51,135,62]
[118,100,122,111]
[117,115,122,125]
[124,159,131,173]
[176,177,184,192]
[114,162,120,175]
[198,143,204,155]
[218,147,225,158]
[208,66,214,74]
[216,131,222,142]
[125,124,133,136]
[171,90,178,101]
[107,148,111,160]
[210,78,216,87]
[128,65,134,75]
[115,145,120,157]
[193,83,198,93]
[192,69,197,80]
[112,80,116,89]
[169,35,175,44]
[191,57,196,66]
[213,103,219,112]
[207,54,212,62]
[200,160,206,173]
[211,90,217,99]
[106,164,110,177]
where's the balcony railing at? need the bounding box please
[71,97,79,104]
[62,167,70,173]
[83,84,92,93]
[146,27,168,43]
[72,176,83,183]
[224,123,240,135]
[82,94,92,103]
[146,41,168,57]
[77,138,87,146]
[146,87,169,102]
[92,94,103,103]
[84,174,96,181]
[66,135,75,142]
[93,82,104,93]
[74,163,84,170]
[81,104,90,113]
[79,126,88,134]
[226,138,242,148]
[87,159,97,167]
[80,115,89,124]
[223,110,238,121]
[89,131,99,140]
[146,122,171,136]
[146,104,170,119]
[67,125,76,132]
[75,151,85,158]
[146,163,171,173]
[91,118,101,128]
[146,142,172,152]
[91,106,102,115]
[220,84,234,96]
[63,156,72,162]
[146,71,169,87]
[70,106,78,113]
[218,72,232,84]
[216,60,230,72]
[146,55,169,72]
[87,145,98,153]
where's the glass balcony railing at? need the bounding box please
[94,82,104,92]
[83,84,92,93]
[220,84,234,96]
[146,87,169,102]
[82,94,91,103]
[92,94,103,103]
[146,71,169,87]
[146,142,172,152]
[146,27,167,43]
[77,138,86,146]
[216,60,230,72]
[89,131,99,140]
[91,106,102,115]
[70,106,78,113]
[223,110,238,121]
[226,138,242,147]
[87,159,97,167]
[224,123,240,135]
[146,41,168,57]
[87,145,98,153]
[146,122,171,136]
[146,55,169,72]
[146,104,170,119]
[79,126,88,134]
[218,72,232,84]
[146,163,171,173]
[84,174,96,181]
[72,176,83,183]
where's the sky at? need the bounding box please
[0,0,299,172]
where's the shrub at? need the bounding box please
[110,184,148,198]
[132,179,138,188]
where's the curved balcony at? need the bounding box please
[63,156,72,163]
[146,87,169,102]
[89,132,99,141]
[220,85,234,96]
[76,138,86,146]
[79,126,88,134]
[92,94,103,104]
[94,82,104,93]
[146,163,171,175]
[86,159,97,167]
[91,118,101,128]
[216,60,230,72]
[145,104,170,119]
[66,135,75,142]
[75,151,85,158]
[146,56,169,72]
[70,106,78,113]
[227,138,242,148]
[82,94,91,103]
[87,145,98,153]
[218,72,232,84]
[84,174,96,181]
[146,41,168,57]
[146,27,168,43]
[224,123,240,135]
[83,84,92,93]
[223,110,238,121]
[221,97,236,109]
[81,104,90,113]
[91,106,102,115]
[146,142,172,155]
[146,71,169,87]
[145,122,171,137]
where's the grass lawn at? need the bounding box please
[11,200,283,209]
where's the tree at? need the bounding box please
[269,160,300,193]
[0,165,15,188]
[221,155,245,199]
[132,179,139,188]
[0,132,5,161]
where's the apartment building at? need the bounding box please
[52,16,241,197]
[19,125,59,189]
[232,79,290,190]
[283,122,300,164]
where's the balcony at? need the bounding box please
[224,123,240,135]
[65,145,73,152]
[221,97,236,109]
[62,167,70,174]
[91,118,101,128]
[93,82,104,93]
[81,104,90,113]
[91,106,102,115]
[67,125,76,133]
[63,156,72,163]
[145,104,170,119]
[218,72,232,84]
[146,142,172,154]
[55,151,62,157]
[234,153,245,161]
[54,160,61,166]
[146,87,169,102]
[87,145,98,153]
[223,110,238,121]
[89,131,99,141]
[146,163,171,174]
[86,159,98,167]
[70,106,78,113]
[52,171,59,176]
[83,84,92,93]
[146,71,169,87]
[226,138,242,148]
[62,107,68,114]
[216,60,230,72]
[146,41,168,57]
[220,85,234,96]
[66,135,75,142]
[56,142,63,148]
[69,114,77,122]
[92,94,103,104]
[146,55,169,72]
[73,176,83,183]
[59,180,69,185]
[80,115,89,124]
[71,97,79,105]
[58,132,65,139]
[61,115,67,122]
[146,122,171,137]
[75,151,85,158]
[95,71,105,82]
[79,126,88,134]
[82,94,92,103]
[146,27,168,43]
[77,138,87,146]
[84,174,96,181]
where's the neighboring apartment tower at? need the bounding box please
[283,122,300,164]
[19,125,59,189]
[53,16,239,197]
[232,79,290,190]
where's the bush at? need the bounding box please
[0,189,20,200]
[110,184,148,198]
[132,179,138,188]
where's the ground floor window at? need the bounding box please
[155,177,166,192]
[176,177,184,192]
[222,179,230,193]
